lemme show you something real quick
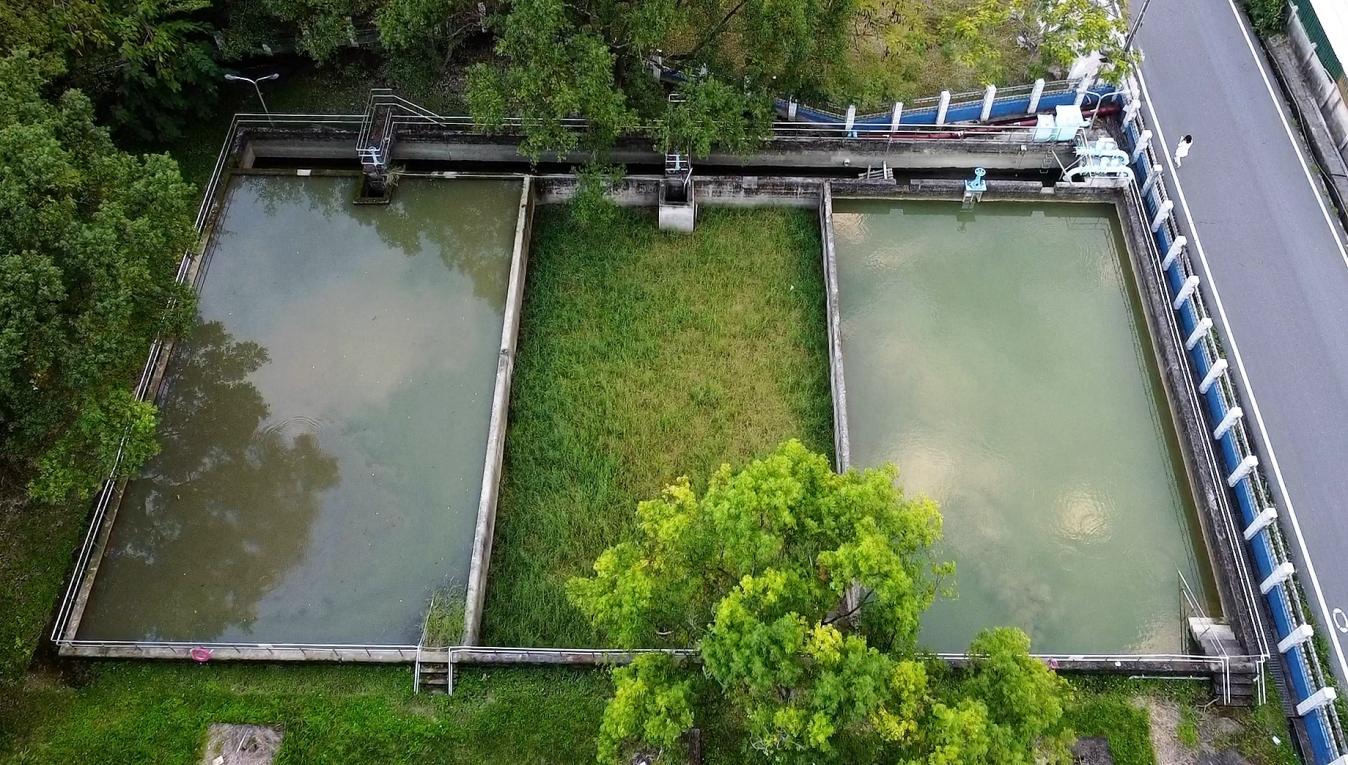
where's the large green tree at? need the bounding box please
[0,0,220,140]
[0,50,198,503]
[569,440,1073,764]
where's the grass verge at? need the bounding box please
[481,205,833,647]
[0,664,609,764]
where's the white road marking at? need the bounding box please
[1220,0,1348,270]
[1134,63,1348,682]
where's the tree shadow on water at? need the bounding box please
[83,321,340,642]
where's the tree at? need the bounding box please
[377,0,483,67]
[569,440,1073,763]
[0,50,198,503]
[951,0,1132,81]
[0,0,220,141]
[657,77,773,158]
[467,0,636,163]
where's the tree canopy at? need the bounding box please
[0,50,198,503]
[569,440,1073,764]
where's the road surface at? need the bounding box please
[1132,0,1348,686]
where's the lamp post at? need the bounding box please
[1123,0,1155,53]
[224,73,280,124]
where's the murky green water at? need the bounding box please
[832,199,1216,655]
[76,175,521,645]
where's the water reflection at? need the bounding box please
[79,322,339,640]
[76,176,521,644]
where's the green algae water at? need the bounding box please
[832,199,1217,655]
[76,175,521,645]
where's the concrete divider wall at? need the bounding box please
[462,176,535,646]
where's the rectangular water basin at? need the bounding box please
[831,198,1218,655]
[72,174,523,647]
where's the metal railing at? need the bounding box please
[1117,79,1346,760]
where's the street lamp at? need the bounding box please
[1122,0,1155,53]
[224,73,280,124]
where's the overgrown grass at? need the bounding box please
[1063,686,1156,765]
[481,206,833,647]
[0,664,610,764]
[0,495,84,689]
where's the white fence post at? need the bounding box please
[1279,624,1315,654]
[1074,75,1094,107]
[936,91,951,126]
[1150,200,1173,233]
[844,104,856,134]
[1199,358,1228,394]
[980,84,997,122]
[1162,236,1187,269]
[1227,453,1258,487]
[890,102,903,132]
[1185,317,1213,351]
[1244,507,1278,540]
[1296,686,1337,716]
[1213,406,1243,439]
[1173,275,1200,311]
[787,100,798,120]
[1260,561,1295,594]
[1140,163,1163,197]
[1028,78,1046,113]
[1132,129,1153,162]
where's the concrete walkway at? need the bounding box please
[1133,0,1348,686]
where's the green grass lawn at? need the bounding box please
[481,205,834,647]
[0,664,610,764]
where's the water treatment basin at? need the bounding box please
[831,198,1218,655]
[72,174,522,647]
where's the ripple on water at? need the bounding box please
[1055,487,1113,544]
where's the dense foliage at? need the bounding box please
[568,441,1073,764]
[0,51,197,503]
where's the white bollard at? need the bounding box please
[1173,275,1200,311]
[936,91,951,126]
[1243,507,1277,540]
[890,102,903,132]
[1150,200,1173,233]
[1260,561,1295,594]
[1279,624,1315,654]
[1162,236,1187,269]
[1213,406,1243,440]
[1140,163,1163,198]
[1199,357,1228,394]
[1227,453,1258,487]
[844,104,856,134]
[1132,129,1153,163]
[1185,317,1213,351]
[1028,78,1046,113]
[980,84,997,122]
[1296,686,1337,717]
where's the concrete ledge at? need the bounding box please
[818,182,851,472]
[462,176,534,646]
[57,643,418,662]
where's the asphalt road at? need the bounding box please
[1132,0,1348,686]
